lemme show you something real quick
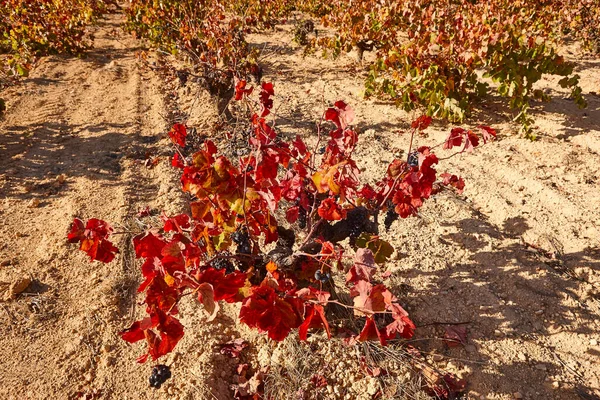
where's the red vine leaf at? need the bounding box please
[67,218,119,263]
[235,79,253,100]
[346,248,377,284]
[298,304,331,340]
[285,205,299,223]
[239,285,301,341]
[317,197,346,221]
[168,123,187,147]
[162,213,191,233]
[463,130,480,152]
[411,115,432,131]
[478,125,497,143]
[133,231,167,259]
[195,268,248,303]
[385,303,416,340]
[443,128,465,150]
[443,325,468,347]
[440,173,465,194]
[358,317,387,346]
[171,153,185,169]
[120,308,184,363]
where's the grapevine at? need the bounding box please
[298,0,592,137]
[69,81,496,368]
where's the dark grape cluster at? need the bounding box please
[210,251,235,274]
[298,207,307,230]
[347,211,364,246]
[315,270,331,283]
[407,151,419,167]
[231,228,251,255]
[384,208,399,230]
[149,364,171,389]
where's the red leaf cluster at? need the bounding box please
[317,197,346,221]
[120,307,184,363]
[168,123,187,147]
[240,285,302,341]
[220,338,249,358]
[443,125,496,152]
[325,100,355,130]
[440,172,465,194]
[386,147,439,218]
[350,280,415,345]
[67,218,119,263]
[69,82,495,365]
[235,79,253,100]
[259,82,274,117]
[411,115,432,131]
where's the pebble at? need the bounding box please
[518,352,527,361]
[590,339,598,346]
[494,330,503,337]
[465,344,477,353]
[513,392,523,399]
[5,277,31,300]
[102,356,115,367]
[27,199,40,208]
[552,381,560,389]
[534,309,544,315]
[535,364,547,371]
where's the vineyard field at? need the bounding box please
[0,4,599,400]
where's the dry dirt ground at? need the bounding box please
[1,12,599,400]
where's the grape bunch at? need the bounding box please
[298,207,307,230]
[384,208,399,231]
[149,364,171,389]
[231,228,251,255]
[315,270,331,283]
[346,211,364,246]
[407,151,419,168]
[210,251,235,274]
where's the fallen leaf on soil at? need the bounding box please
[220,338,249,358]
[231,364,267,399]
[310,374,327,388]
[359,356,386,377]
[443,325,468,347]
[408,345,467,399]
[137,206,152,217]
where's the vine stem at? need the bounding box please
[293,251,338,272]
[377,173,402,211]
[299,218,323,249]
[307,299,393,316]
[110,230,139,235]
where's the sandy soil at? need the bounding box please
[1,12,599,400]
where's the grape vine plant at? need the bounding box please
[68,82,495,369]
